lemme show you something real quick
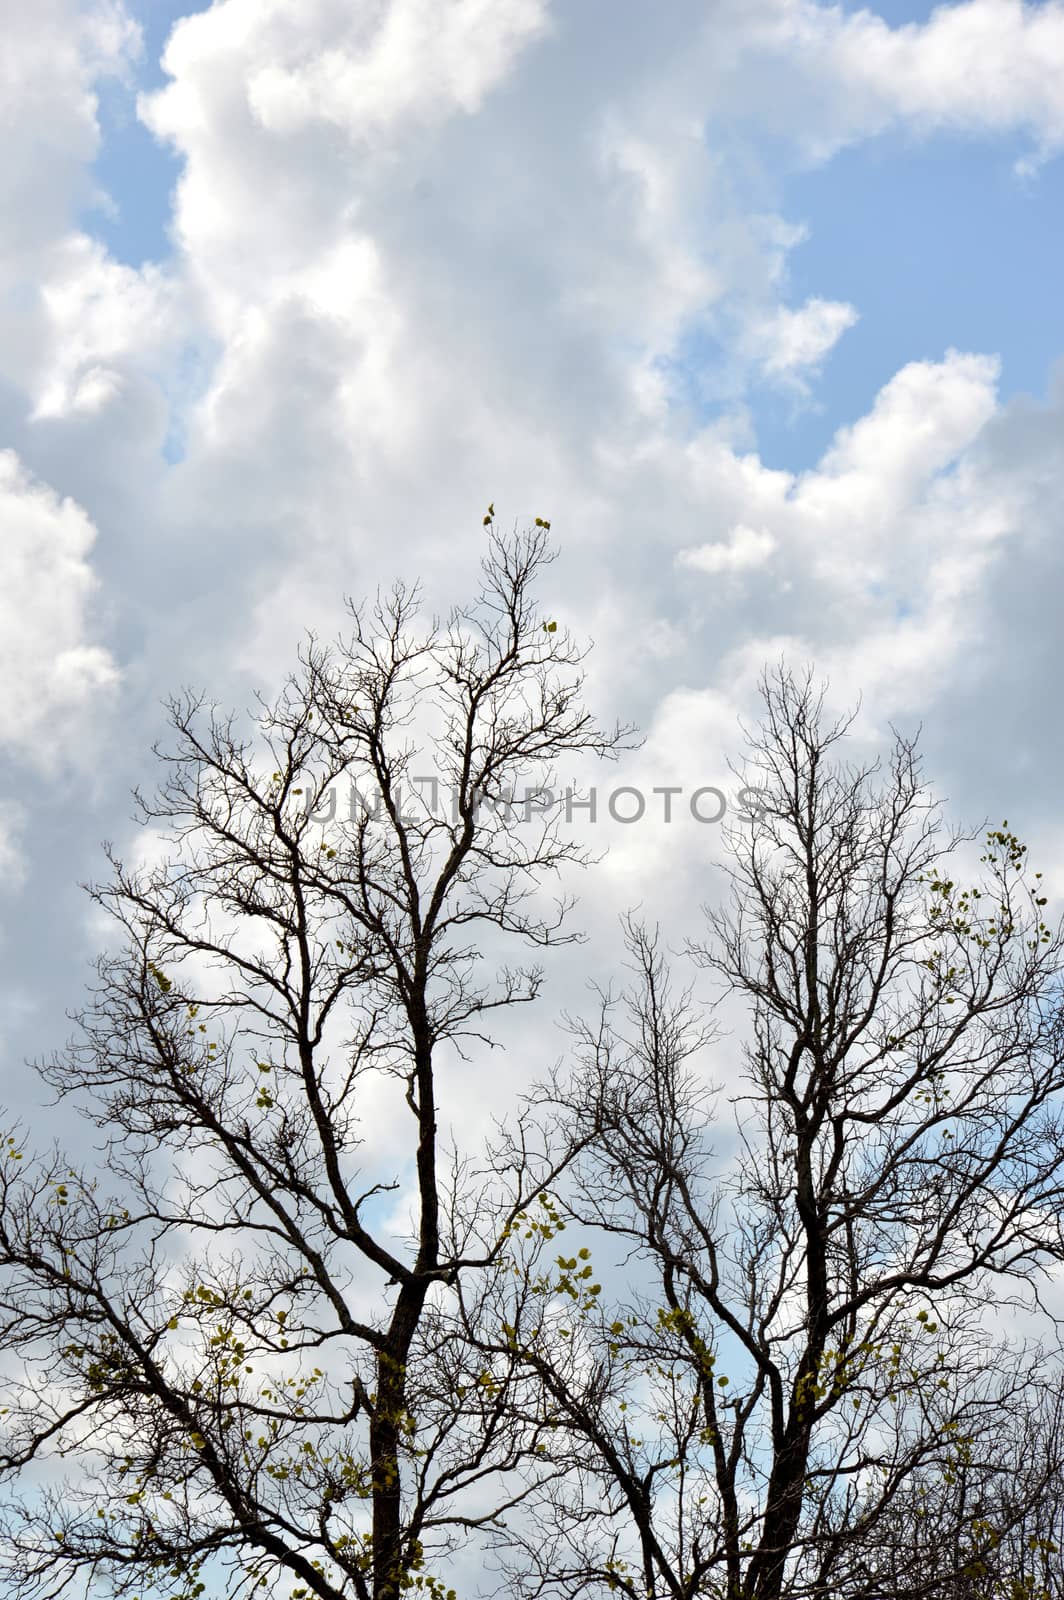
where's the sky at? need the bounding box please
[2,0,1064,1143]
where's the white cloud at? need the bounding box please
[791,350,1003,580]
[0,1,171,434]
[0,0,139,267]
[744,296,859,386]
[245,0,551,136]
[729,0,1064,167]
[79,0,141,76]
[679,523,777,574]
[573,346,1013,763]
[0,0,1062,1149]
[0,451,119,767]
[827,0,1064,151]
[26,234,180,420]
[124,0,1061,560]
[139,0,549,326]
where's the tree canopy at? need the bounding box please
[1,532,1062,1600]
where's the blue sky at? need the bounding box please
[89,90,178,266]
[759,128,1064,467]
[85,0,209,266]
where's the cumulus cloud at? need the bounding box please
[791,349,1003,571]
[0,0,1062,1136]
[743,296,859,387]
[679,523,777,574]
[121,0,1063,595]
[0,450,119,766]
[667,350,1009,709]
[726,0,1064,167]
[0,0,178,446]
[27,234,180,419]
[556,343,1018,833]
[823,0,1064,156]
[0,0,139,267]
[245,0,551,136]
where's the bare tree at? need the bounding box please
[483,668,1064,1600]
[816,1377,1064,1599]
[0,524,630,1600]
